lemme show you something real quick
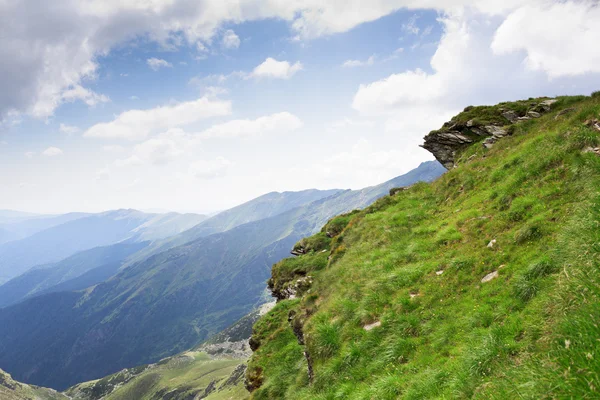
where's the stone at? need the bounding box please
[487,239,496,249]
[363,321,381,331]
[466,119,475,127]
[436,270,444,276]
[502,110,519,123]
[584,119,600,132]
[527,111,542,118]
[481,271,499,283]
[555,107,575,119]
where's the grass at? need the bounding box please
[248,93,600,399]
[65,351,248,400]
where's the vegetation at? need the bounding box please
[0,162,443,390]
[65,352,248,400]
[248,94,600,399]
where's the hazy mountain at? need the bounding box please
[0,162,444,390]
[0,210,206,284]
[124,188,342,266]
[0,212,90,245]
[0,242,150,308]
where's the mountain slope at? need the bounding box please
[64,305,272,400]
[0,163,444,390]
[0,368,67,400]
[125,189,343,266]
[0,242,149,308]
[246,94,600,399]
[0,210,154,283]
[0,212,89,245]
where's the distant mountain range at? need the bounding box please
[0,161,445,390]
[0,210,206,284]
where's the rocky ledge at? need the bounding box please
[422,98,558,168]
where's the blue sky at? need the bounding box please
[1,1,599,214]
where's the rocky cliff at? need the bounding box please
[422,97,561,168]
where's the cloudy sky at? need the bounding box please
[1,0,599,214]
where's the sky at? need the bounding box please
[1,0,599,214]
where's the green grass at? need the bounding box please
[248,94,600,399]
[65,351,248,400]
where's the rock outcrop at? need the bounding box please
[422,98,557,168]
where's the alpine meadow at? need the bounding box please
[1,1,600,400]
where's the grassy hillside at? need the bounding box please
[247,94,600,399]
[0,368,67,400]
[0,164,442,390]
[64,306,272,400]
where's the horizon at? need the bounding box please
[1,1,599,214]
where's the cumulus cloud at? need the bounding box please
[251,58,303,80]
[147,58,173,71]
[42,147,63,157]
[84,96,231,141]
[342,55,376,68]
[102,145,125,153]
[222,29,241,49]
[200,112,303,139]
[491,1,600,78]
[59,123,79,135]
[1,0,596,122]
[189,157,233,179]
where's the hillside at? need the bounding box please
[0,242,149,308]
[123,189,343,267]
[0,368,67,400]
[247,94,600,399]
[0,163,443,390]
[64,306,271,400]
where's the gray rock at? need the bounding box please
[502,111,519,123]
[555,107,575,119]
[527,111,542,118]
[481,271,499,283]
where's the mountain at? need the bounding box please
[0,209,206,284]
[0,212,89,245]
[64,305,273,400]
[0,368,67,400]
[0,242,150,308]
[246,94,600,399]
[124,188,343,267]
[0,162,444,390]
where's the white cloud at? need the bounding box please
[83,96,231,141]
[115,128,197,167]
[189,157,232,179]
[95,167,110,181]
[200,112,303,139]
[59,123,79,135]
[102,145,125,153]
[147,58,173,71]
[491,2,600,78]
[42,147,63,157]
[222,29,241,49]
[251,58,303,80]
[0,0,538,120]
[402,14,420,35]
[342,55,376,68]
[24,151,35,158]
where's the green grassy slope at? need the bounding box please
[0,163,443,391]
[247,94,600,399]
[64,306,272,400]
[0,368,67,400]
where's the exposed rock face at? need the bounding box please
[422,98,558,168]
